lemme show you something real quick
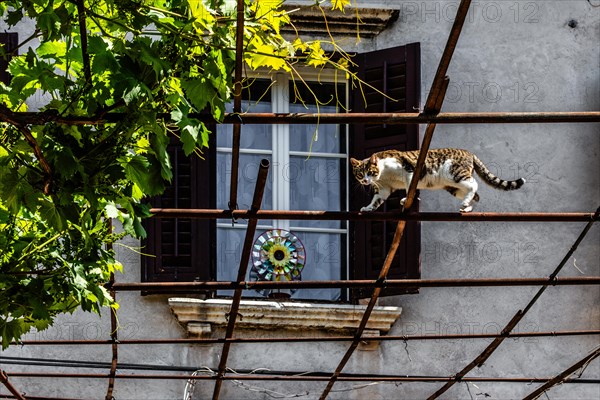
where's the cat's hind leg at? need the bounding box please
[456,179,478,213]
[445,186,480,203]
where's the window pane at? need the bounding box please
[289,103,340,153]
[216,153,273,226]
[292,232,344,301]
[289,81,345,153]
[289,156,345,229]
[217,79,272,149]
[216,226,257,298]
[217,230,344,301]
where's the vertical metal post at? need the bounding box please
[213,159,270,400]
[318,1,472,398]
[106,220,118,400]
[228,0,247,211]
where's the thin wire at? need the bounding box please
[575,346,600,378]
[228,368,308,399]
[465,382,474,400]
[183,367,215,400]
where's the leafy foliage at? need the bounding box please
[0,0,356,347]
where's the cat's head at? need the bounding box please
[350,155,380,185]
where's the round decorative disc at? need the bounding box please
[250,229,306,297]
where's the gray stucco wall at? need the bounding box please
[2,1,599,399]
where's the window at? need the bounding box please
[142,43,421,302]
[216,72,348,301]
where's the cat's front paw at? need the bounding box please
[400,197,419,206]
[360,205,374,212]
[460,205,473,213]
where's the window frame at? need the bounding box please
[215,69,350,301]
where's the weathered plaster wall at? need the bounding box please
[2,1,599,399]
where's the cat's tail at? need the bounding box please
[473,156,526,190]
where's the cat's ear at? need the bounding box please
[350,158,361,167]
[369,154,378,165]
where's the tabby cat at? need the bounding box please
[351,148,525,213]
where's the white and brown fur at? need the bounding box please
[351,148,525,213]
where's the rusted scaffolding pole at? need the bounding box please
[318,1,472,398]
[213,3,255,396]
[10,330,600,347]
[228,0,246,212]
[0,370,25,400]
[3,110,600,126]
[105,221,118,400]
[523,346,600,400]
[212,159,270,400]
[221,111,600,124]
[426,206,600,400]
[148,209,600,222]
[105,282,118,399]
[108,277,600,292]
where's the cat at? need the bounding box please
[351,148,525,213]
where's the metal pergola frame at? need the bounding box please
[2,0,600,399]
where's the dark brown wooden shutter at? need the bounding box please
[142,130,216,290]
[350,43,421,299]
[0,33,18,85]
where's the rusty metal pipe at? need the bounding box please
[319,2,472,398]
[105,220,118,400]
[213,158,269,400]
[227,0,247,215]
[108,277,600,292]
[6,110,600,126]
[11,330,600,347]
[0,370,25,400]
[148,209,600,222]
[223,111,600,124]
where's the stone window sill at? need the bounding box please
[168,298,402,350]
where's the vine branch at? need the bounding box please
[76,0,92,83]
[0,105,53,194]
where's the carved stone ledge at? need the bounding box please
[169,298,401,343]
[281,5,399,38]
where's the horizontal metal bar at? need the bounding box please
[227,111,600,124]
[5,372,598,384]
[149,209,599,222]
[109,277,600,291]
[4,111,600,125]
[13,330,600,347]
